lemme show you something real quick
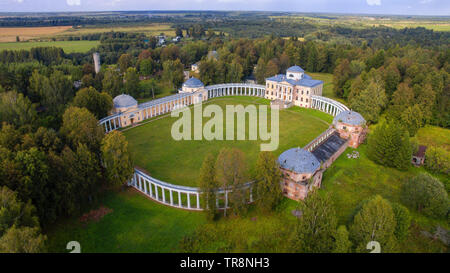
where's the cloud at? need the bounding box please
[13,0,24,3]
[366,0,381,6]
[420,0,433,3]
[66,0,81,6]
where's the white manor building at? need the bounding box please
[265,65,323,108]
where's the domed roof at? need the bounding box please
[113,94,138,109]
[278,147,320,174]
[287,65,305,73]
[333,110,366,126]
[183,77,204,88]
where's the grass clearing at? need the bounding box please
[46,189,206,253]
[416,125,450,151]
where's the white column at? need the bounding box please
[170,190,173,205]
[196,193,200,209]
[162,188,166,203]
[149,182,153,197]
[178,191,182,207]
[187,193,191,209]
[155,185,159,200]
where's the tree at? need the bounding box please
[41,70,74,114]
[0,186,39,237]
[175,27,183,37]
[292,190,337,253]
[102,68,123,98]
[0,226,46,253]
[60,106,104,151]
[0,91,36,128]
[72,87,113,118]
[350,195,397,253]
[199,153,219,221]
[118,53,132,73]
[215,148,248,217]
[367,121,411,170]
[13,147,53,222]
[400,104,423,137]
[424,146,450,175]
[349,78,387,123]
[401,173,448,218]
[391,203,411,241]
[0,123,21,150]
[254,151,282,213]
[333,225,352,253]
[100,130,134,187]
[124,67,140,97]
[333,58,351,98]
[139,58,154,76]
[28,70,48,102]
[226,60,244,83]
[162,59,184,90]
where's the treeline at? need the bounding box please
[0,42,137,252]
[333,45,449,128]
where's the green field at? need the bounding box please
[46,189,206,253]
[123,96,331,187]
[0,40,100,53]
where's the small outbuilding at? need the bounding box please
[412,145,427,166]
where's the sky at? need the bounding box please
[0,0,449,16]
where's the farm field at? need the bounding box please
[0,40,100,53]
[55,23,179,37]
[123,96,331,187]
[0,26,72,42]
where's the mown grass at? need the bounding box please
[0,40,100,53]
[46,189,206,253]
[123,96,330,187]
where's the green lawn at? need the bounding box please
[308,72,346,104]
[123,96,330,187]
[0,40,100,53]
[416,125,450,152]
[46,189,206,253]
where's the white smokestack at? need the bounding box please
[93,52,101,74]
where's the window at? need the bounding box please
[306,99,308,102]
[301,90,304,95]
[296,96,298,100]
[307,91,309,95]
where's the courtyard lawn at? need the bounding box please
[0,40,100,53]
[123,96,330,187]
[46,189,206,253]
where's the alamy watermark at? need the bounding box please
[170,103,279,151]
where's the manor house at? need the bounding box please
[265,65,323,108]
